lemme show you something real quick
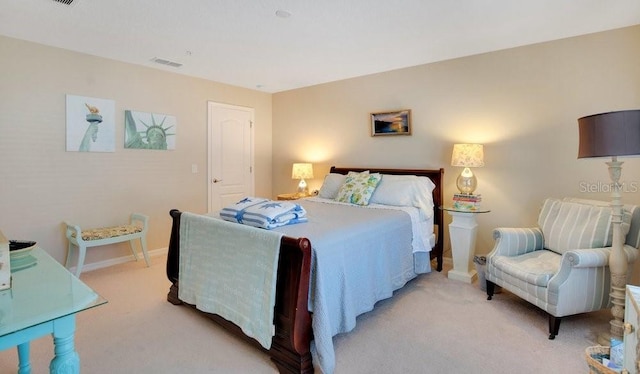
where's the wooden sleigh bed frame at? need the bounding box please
[166,167,444,373]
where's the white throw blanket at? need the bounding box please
[220,196,307,229]
[178,212,283,349]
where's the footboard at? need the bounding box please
[165,209,313,373]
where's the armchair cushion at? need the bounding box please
[563,197,640,248]
[491,250,561,287]
[538,198,614,255]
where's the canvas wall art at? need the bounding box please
[66,95,116,152]
[124,110,176,150]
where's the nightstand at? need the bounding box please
[441,207,490,283]
[277,193,301,201]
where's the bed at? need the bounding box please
[165,166,444,373]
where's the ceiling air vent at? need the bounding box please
[53,0,74,5]
[151,57,183,68]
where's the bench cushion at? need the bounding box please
[72,225,143,241]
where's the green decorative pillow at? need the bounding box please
[335,171,382,205]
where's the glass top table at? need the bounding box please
[0,247,107,373]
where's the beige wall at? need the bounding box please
[2,26,640,278]
[273,26,640,270]
[0,36,273,265]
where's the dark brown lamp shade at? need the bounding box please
[578,110,640,158]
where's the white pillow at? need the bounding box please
[369,174,436,218]
[318,173,347,199]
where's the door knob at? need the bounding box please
[212,178,223,183]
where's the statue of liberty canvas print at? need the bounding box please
[125,110,176,150]
[66,95,115,152]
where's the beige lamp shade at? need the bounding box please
[451,144,484,195]
[291,163,314,179]
[451,144,485,167]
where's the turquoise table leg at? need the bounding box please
[49,315,79,374]
[17,342,31,374]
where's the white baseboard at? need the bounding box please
[69,247,168,275]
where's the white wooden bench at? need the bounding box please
[64,213,150,277]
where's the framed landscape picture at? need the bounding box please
[371,109,411,136]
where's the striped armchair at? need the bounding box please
[485,198,640,339]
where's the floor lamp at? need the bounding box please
[578,109,640,344]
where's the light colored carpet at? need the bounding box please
[0,255,606,373]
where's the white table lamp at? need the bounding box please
[292,163,313,196]
[451,144,484,195]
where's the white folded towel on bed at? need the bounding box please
[220,196,308,229]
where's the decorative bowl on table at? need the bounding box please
[9,240,37,260]
[9,241,38,270]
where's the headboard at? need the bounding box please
[329,166,445,271]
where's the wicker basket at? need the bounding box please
[585,346,619,374]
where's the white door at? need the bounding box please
[208,102,254,213]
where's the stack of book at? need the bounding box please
[453,193,482,210]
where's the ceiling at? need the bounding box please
[2,0,640,93]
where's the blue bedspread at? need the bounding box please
[275,198,431,374]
